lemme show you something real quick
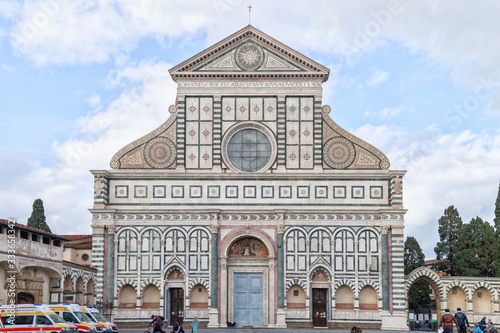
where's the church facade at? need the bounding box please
[90,26,407,330]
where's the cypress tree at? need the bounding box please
[404,236,425,275]
[493,183,500,276]
[27,198,52,233]
[434,205,463,276]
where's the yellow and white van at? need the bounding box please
[0,304,77,333]
[50,304,103,333]
[80,307,118,333]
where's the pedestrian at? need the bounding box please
[172,321,184,333]
[149,315,165,333]
[485,320,497,333]
[192,316,199,333]
[439,309,459,333]
[480,318,487,331]
[471,324,482,333]
[455,307,470,333]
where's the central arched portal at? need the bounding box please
[220,230,276,328]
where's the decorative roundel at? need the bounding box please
[110,159,120,169]
[324,137,355,169]
[168,104,178,115]
[380,159,390,170]
[234,42,265,71]
[144,137,176,168]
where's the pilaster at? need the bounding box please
[276,211,286,328]
[208,215,220,328]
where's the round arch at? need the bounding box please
[16,291,35,304]
[406,267,444,300]
[406,267,443,323]
[220,228,277,327]
[220,229,276,259]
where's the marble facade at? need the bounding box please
[90,25,407,329]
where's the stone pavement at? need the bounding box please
[120,329,409,333]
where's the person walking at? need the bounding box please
[485,320,497,333]
[455,308,470,333]
[192,316,199,333]
[439,309,459,333]
[172,321,184,333]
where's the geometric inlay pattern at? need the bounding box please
[323,137,355,169]
[234,42,265,71]
[144,137,176,168]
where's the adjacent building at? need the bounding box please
[0,219,96,306]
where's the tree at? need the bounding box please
[494,183,500,276]
[408,279,433,313]
[453,217,496,277]
[434,205,463,276]
[404,236,425,275]
[27,199,52,233]
[405,236,433,313]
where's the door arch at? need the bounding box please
[16,292,35,304]
[220,229,276,328]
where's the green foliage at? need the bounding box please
[453,217,496,277]
[495,183,500,233]
[434,205,463,276]
[404,236,425,275]
[27,198,52,233]
[495,185,500,277]
[408,279,433,312]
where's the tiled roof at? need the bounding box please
[0,219,70,240]
[66,242,92,249]
[60,234,92,240]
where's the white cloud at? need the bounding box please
[367,69,389,86]
[354,125,500,258]
[0,60,176,234]
[365,106,401,119]
[86,94,100,107]
[1,64,15,72]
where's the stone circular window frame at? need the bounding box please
[221,122,277,173]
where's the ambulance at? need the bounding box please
[50,304,103,333]
[0,304,77,333]
[80,307,118,333]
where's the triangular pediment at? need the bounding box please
[169,25,329,81]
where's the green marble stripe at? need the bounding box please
[211,232,218,308]
[106,233,115,303]
[278,232,284,308]
[382,233,389,310]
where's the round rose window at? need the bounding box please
[227,129,272,172]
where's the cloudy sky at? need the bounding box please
[1,0,499,258]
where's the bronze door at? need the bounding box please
[169,288,184,325]
[312,288,328,327]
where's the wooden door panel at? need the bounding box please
[169,288,184,325]
[312,288,328,327]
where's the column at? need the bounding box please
[381,225,408,330]
[106,226,116,307]
[275,213,287,328]
[207,218,220,328]
[91,224,106,302]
